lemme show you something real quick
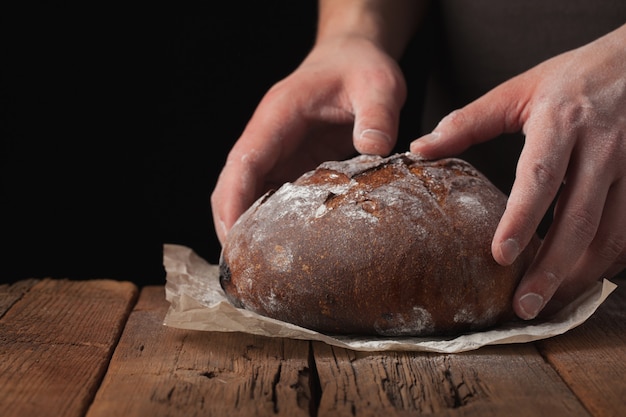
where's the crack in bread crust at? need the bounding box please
[221,153,539,336]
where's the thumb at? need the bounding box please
[351,70,406,156]
[352,102,399,155]
[410,76,529,159]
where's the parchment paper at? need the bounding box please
[163,244,617,353]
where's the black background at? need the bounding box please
[1,2,430,285]
[3,3,625,286]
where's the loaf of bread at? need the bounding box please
[219,153,538,336]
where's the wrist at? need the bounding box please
[316,0,427,60]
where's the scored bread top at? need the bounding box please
[221,153,535,336]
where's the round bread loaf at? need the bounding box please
[219,153,538,336]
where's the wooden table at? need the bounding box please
[1,277,624,417]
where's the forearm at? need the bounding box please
[317,0,429,59]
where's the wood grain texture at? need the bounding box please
[538,277,626,417]
[87,286,313,417]
[0,279,137,417]
[2,278,623,417]
[0,279,39,317]
[312,342,591,417]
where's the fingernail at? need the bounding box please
[499,238,520,265]
[419,132,441,144]
[360,129,391,149]
[518,293,544,320]
[410,132,440,155]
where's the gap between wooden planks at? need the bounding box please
[86,286,315,417]
[0,279,138,417]
[3,278,620,417]
[86,285,615,417]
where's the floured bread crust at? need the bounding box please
[220,153,538,336]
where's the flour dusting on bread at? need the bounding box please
[220,153,538,336]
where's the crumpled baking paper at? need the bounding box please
[163,244,617,353]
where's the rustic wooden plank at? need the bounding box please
[312,342,590,417]
[87,286,313,417]
[0,279,39,317]
[0,279,137,417]
[537,277,626,417]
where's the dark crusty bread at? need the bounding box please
[219,153,538,336]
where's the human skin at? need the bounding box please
[211,0,626,320]
[211,0,424,241]
[411,23,626,319]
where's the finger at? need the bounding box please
[211,95,312,244]
[512,165,609,320]
[351,67,406,156]
[211,144,275,245]
[490,126,573,267]
[352,107,397,156]
[603,252,626,280]
[409,77,528,158]
[547,178,626,309]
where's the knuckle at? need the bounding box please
[443,109,467,129]
[526,160,562,195]
[360,106,397,128]
[560,101,586,129]
[263,79,288,101]
[358,72,407,108]
[534,269,564,296]
[615,249,626,267]
[563,205,598,244]
[593,233,626,264]
[365,65,405,92]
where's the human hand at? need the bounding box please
[410,24,626,319]
[211,35,407,244]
